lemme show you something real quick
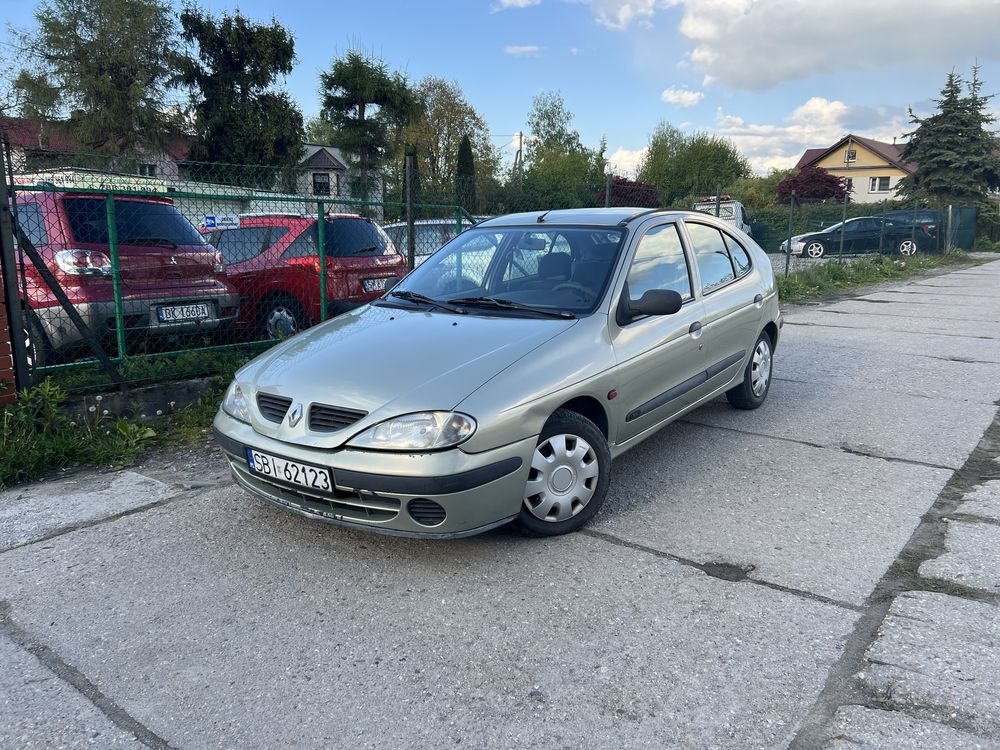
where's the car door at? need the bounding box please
[848,218,881,253]
[610,221,710,444]
[682,221,763,392]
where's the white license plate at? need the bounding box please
[363,277,392,292]
[158,303,210,322]
[246,448,332,492]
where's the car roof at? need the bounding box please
[477,207,690,228]
[382,218,474,228]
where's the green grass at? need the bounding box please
[776,252,976,303]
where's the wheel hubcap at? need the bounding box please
[900,241,916,256]
[266,307,298,338]
[524,433,600,522]
[751,339,772,397]
[806,243,823,258]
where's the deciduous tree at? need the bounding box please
[776,165,848,202]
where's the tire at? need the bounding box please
[803,240,826,259]
[897,238,918,257]
[517,409,612,537]
[260,296,306,339]
[23,312,50,371]
[726,331,773,410]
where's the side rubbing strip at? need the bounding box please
[706,350,746,379]
[624,350,746,423]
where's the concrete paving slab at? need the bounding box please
[0,633,139,749]
[859,591,1000,738]
[773,333,1000,405]
[0,492,857,750]
[824,705,992,749]
[596,422,949,606]
[687,378,995,469]
[962,482,1000,522]
[777,323,1000,363]
[786,309,1000,338]
[855,291,1000,314]
[919,521,1000,594]
[812,299,1000,325]
[0,471,179,552]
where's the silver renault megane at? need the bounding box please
[213,208,781,538]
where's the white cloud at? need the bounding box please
[580,0,1000,89]
[661,87,704,107]
[716,96,907,174]
[492,0,541,12]
[576,0,680,30]
[570,47,579,55]
[504,45,542,57]
[608,147,647,176]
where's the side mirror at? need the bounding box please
[629,289,683,318]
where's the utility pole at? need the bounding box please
[513,131,523,172]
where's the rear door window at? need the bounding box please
[685,223,736,293]
[13,203,48,248]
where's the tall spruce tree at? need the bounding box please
[177,8,304,186]
[898,68,1000,206]
[455,135,477,212]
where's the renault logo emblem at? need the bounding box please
[288,403,303,427]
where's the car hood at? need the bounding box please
[240,304,576,447]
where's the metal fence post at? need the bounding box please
[838,192,847,262]
[784,191,795,276]
[104,195,127,363]
[605,173,612,208]
[405,154,416,271]
[911,202,917,252]
[317,200,327,322]
[946,205,953,252]
[714,184,722,217]
[0,139,29,390]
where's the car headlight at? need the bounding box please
[347,411,476,451]
[222,381,251,423]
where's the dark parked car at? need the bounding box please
[782,216,934,258]
[14,191,239,367]
[202,213,407,338]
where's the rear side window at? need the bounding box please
[723,234,752,277]
[64,198,206,247]
[14,203,48,248]
[215,227,278,264]
[685,223,735,293]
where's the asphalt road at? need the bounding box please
[3,259,1000,749]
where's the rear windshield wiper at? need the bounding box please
[350,245,380,255]
[125,237,179,248]
[385,290,466,314]
[451,296,575,319]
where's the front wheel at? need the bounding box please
[517,409,611,536]
[803,240,826,259]
[897,238,918,256]
[726,331,773,410]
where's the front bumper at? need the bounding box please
[212,410,535,538]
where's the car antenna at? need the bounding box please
[536,210,551,223]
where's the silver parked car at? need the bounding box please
[213,208,782,538]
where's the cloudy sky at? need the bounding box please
[6,0,1000,175]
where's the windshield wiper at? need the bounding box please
[385,290,466,314]
[125,237,179,248]
[451,296,575,319]
[350,245,380,255]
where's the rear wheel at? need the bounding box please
[260,296,306,339]
[23,312,50,371]
[517,409,611,536]
[897,238,918,256]
[726,331,773,410]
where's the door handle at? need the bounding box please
[754,293,763,304]
[688,321,702,338]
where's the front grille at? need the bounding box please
[408,498,447,527]
[309,403,367,432]
[257,393,292,423]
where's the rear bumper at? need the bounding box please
[35,291,240,351]
[212,410,535,538]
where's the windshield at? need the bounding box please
[64,197,206,246]
[381,225,625,315]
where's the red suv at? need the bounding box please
[202,213,407,338]
[13,192,239,366]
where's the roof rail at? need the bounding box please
[617,208,665,226]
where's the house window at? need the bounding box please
[138,163,156,177]
[869,176,891,193]
[845,178,854,193]
[312,172,331,196]
[335,173,341,197]
[844,149,857,163]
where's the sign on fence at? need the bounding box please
[203,214,240,229]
